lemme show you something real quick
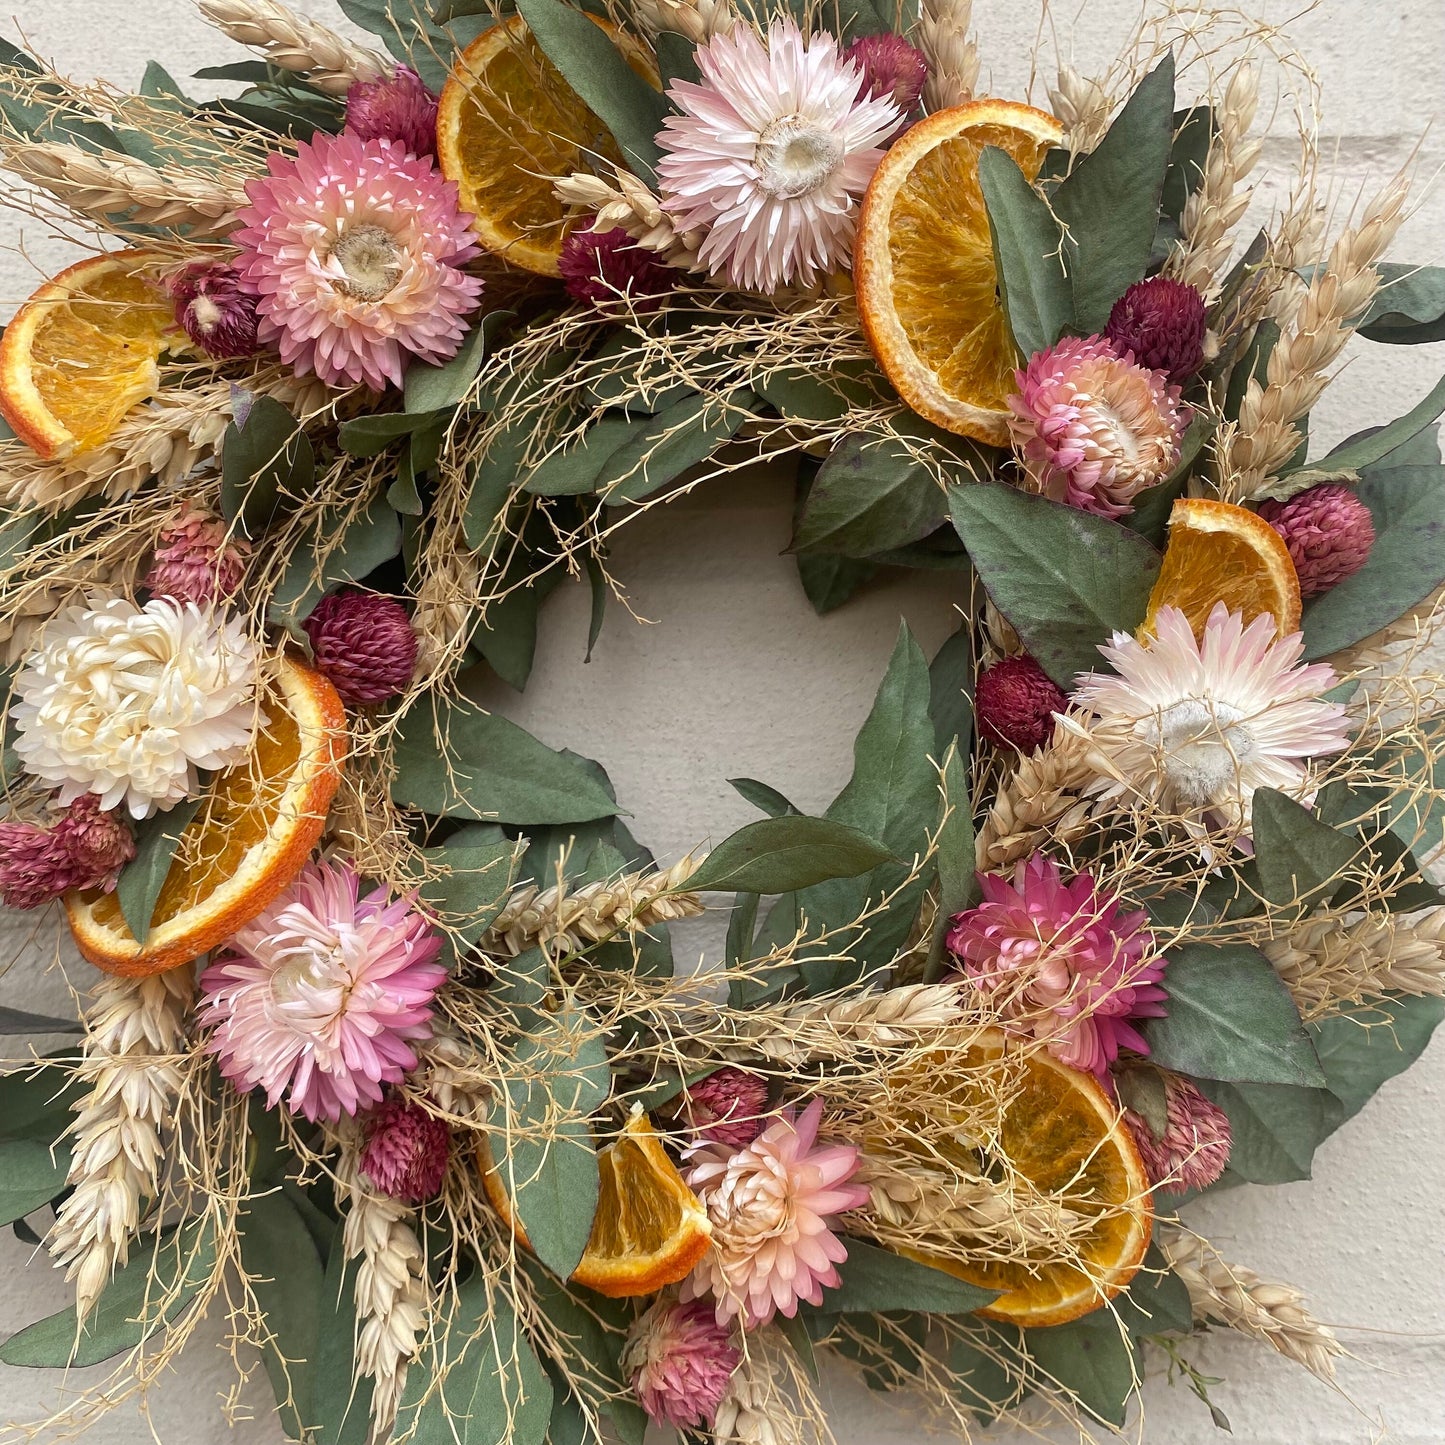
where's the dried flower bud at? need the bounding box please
[303,590,418,706]
[145,506,249,605]
[558,226,676,312]
[360,1094,451,1202]
[682,1067,770,1149]
[170,263,261,360]
[345,64,439,159]
[1257,483,1376,598]
[843,34,928,115]
[975,654,1068,753]
[1105,276,1208,383]
[0,795,134,909]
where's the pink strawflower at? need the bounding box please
[0,796,134,909]
[1105,276,1208,383]
[303,590,418,706]
[1008,336,1188,518]
[1257,483,1376,598]
[199,862,447,1122]
[360,1094,451,1202]
[145,506,250,605]
[557,227,675,312]
[682,1067,770,1150]
[622,1296,741,1429]
[170,263,261,359]
[843,33,928,114]
[345,64,438,158]
[234,131,482,391]
[657,20,900,292]
[975,654,1068,753]
[681,1099,869,1327]
[1125,1070,1232,1195]
[946,855,1168,1079]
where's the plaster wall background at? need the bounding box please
[1,1,1443,1441]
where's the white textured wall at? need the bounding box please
[2,1,1444,1441]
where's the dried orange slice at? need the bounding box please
[0,251,174,460]
[480,1110,711,1297]
[437,15,660,277]
[1144,497,1302,640]
[894,1031,1152,1327]
[64,654,346,978]
[854,101,1063,445]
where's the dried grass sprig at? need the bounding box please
[47,969,195,1323]
[918,0,980,114]
[1159,1227,1343,1381]
[1264,908,1445,1020]
[197,0,388,94]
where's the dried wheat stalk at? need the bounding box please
[714,1327,830,1445]
[1158,1228,1342,1381]
[482,854,706,958]
[1264,909,1445,1020]
[1047,64,1112,155]
[47,970,195,1323]
[918,0,979,114]
[415,1032,491,1128]
[974,726,1096,868]
[198,0,388,94]
[553,168,703,269]
[335,1128,431,1440]
[631,0,736,42]
[0,141,246,236]
[0,553,143,665]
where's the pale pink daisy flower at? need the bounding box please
[656,20,900,293]
[946,854,1168,1079]
[1008,335,1188,518]
[233,131,482,391]
[1064,604,1351,842]
[622,1295,741,1428]
[681,1098,869,1327]
[198,862,446,1122]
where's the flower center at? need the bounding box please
[754,117,843,200]
[1154,698,1255,804]
[330,223,402,301]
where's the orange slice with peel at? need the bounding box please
[480,1109,711,1298]
[854,101,1064,445]
[64,653,346,978]
[0,251,175,460]
[437,15,660,278]
[892,1030,1152,1327]
[1144,497,1302,640]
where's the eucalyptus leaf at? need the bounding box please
[925,744,978,981]
[1112,1245,1195,1337]
[927,622,974,758]
[949,482,1161,687]
[1311,994,1445,1127]
[313,1235,374,1445]
[815,1238,997,1314]
[115,798,201,943]
[1196,1079,1329,1183]
[0,1007,80,1035]
[796,552,878,613]
[522,415,641,496]
[267,495,402,626]
[687,816,897,894]
[415,839,522,959]
[1025,1318,1136,1427]
[337,411,439,456]
[1161,105,1213,221]
[336,0,488,91]
[0,1137,71,1227]
[220,396,311,537]
[1123,412,1214,545]
[403,310,506,412]
[728,777,801,817]
[596,389,754,503]
[1287,371,1445,479]
[1355,263,1445,345]
[1251,788,1361,908]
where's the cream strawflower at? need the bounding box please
[656,19,899,292]
[1065,604,1350,841]
[11,597,258,819]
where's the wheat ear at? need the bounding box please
[197,0,388,95]
[918,0,979,114]
[974,725,1097,868]
[631,0,736,42]
[1047,65,1112,155]
[47,970,195,1322]
[553,168,703,269]
[1158,1228,1343,1381]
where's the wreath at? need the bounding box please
[1,1,1442,1441]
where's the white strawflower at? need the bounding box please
[1064,603,1350,843]
[656,19,899,292]
[12,596,259,819]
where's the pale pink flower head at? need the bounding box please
[360,1094,451,1202]
[946,855,1168,1079]
[1124,1070,1232,1195]
[233,131,482,392]
[1067,604,1352,842]
[145,506,249,606]
[681,1098,868,1327]
[622,1295,741,1429]
[1258,483,1376,598]
[346,64,438,158]
[199,862,447,1122]
[682,1067,771,1150]
[1008,335,1188,518]
[657,19,900,293]
[0,796,135,910]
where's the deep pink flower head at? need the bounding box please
[681,1098,869,1327]
[1008,336,1188,518]
[233,131,482,391]
[1257,483,1376,598]
[346,64,438,158]
[1124,1070,1232,1195]
[360,1094,451,1202]
[170,263,261,359]
[303,590,418,706]
[622,1296,741,1429]
[145,506,250,606]
[199,862,447,1122]
[682,1067,770,1150]
[946,855,1168,1079]
[975,654,1068,753]
[0,796,134,909]
[557,227,676,313]
[843,34,928,114]
[1105,276,1207,383]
